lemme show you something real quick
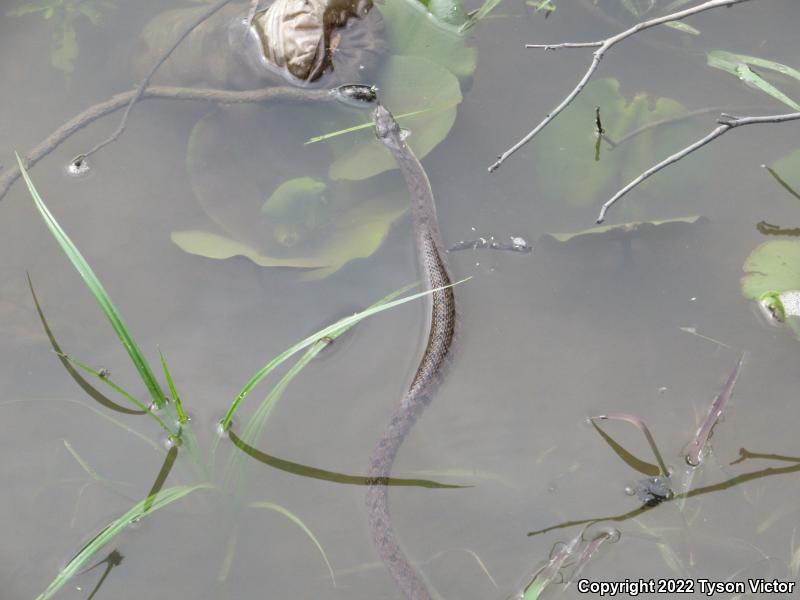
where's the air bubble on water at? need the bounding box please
[624,485,636,496]
[658,386,667,394]
[510,236,527,249]
[66,156,90,177]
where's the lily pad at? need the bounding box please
[379,0,476,78]
[172,190,407,279]
[741,240,800,338]
[533,78,700,207]
[327,54,462,181]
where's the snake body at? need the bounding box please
[366,105,456,600]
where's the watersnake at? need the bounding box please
[366,105,456,600]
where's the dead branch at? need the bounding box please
[596,111,800,223]
[487,0,754,173]
[73,0,235,166]
[0,85,332,202]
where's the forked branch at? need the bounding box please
[487,0,754,173]
[596,111,800,223]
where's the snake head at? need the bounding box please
[374,104,401,141]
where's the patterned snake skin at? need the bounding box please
[366,105,456,600]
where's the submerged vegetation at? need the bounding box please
[7,0,115,75]
[17,156,464,599]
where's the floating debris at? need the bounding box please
[448,234,532,253]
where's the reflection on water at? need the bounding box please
[1,0,800,598]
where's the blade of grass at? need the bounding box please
[159,348,188,424]
[158,347,208,479]
[221,283,418,488]
[304,107,439,144]
[590,413,670,477]
[17,152,168,410]
[219,277,469,431]
[27,273,145,416]
[249,501,336,586]
[459,0,505,31]
[59,353,178,438]
[238,283,416,449]
[36,484,213,600]
[764,164,800,202]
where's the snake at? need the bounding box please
[366,104,456,600]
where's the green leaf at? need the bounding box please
[741,240,800,338]
[328,55,462,181]
[379,0,476,78]
[427,0,467,26]
[261,177,328,215]
[532,78,700,207]
[459,0,504,31]
[36,484,212,600]
[16,154,169,411]
[173,190,405,278]
[707,51,800,111]
[171,230,330,269]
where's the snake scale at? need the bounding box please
[366,104,456,600]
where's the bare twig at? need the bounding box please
[0,86,332,202]
[488,0,754,173]
[596,111,800,223]
[72,0,235,166]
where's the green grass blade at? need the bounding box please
[36,484,212,600]
[158,348,209,478]
[219,278,469,431]
[249,501,336,586]
[238,283,415,447]
[459,0,505,32]
[27,273,146,417]
[159,348,188,424]
[16,152,168,410]
[305,108,435,144]
[220,283,418,485]
[59,353,177,438]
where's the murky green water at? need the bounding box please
[2,1,799,598]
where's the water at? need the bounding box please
[1,0,799,598]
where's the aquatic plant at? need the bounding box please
[7,0,115,75]
[16,154,462,599]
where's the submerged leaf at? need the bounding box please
[379,0,476,77]
[533,79,700,207]
[543,216,704,243]
[262,177,328,215]
[170,230,330,269]
[172,191,406,278]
